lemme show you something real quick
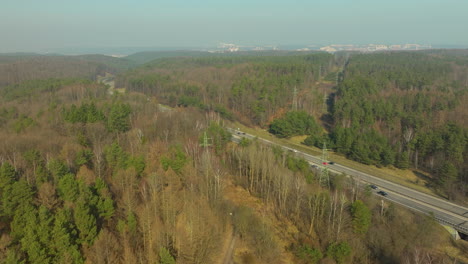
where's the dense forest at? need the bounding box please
[116,50,468,202]
[325,52,468,201]
[0,51,467,263]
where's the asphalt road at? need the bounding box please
[229,129,468,235]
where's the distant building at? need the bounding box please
[320,46,337,52]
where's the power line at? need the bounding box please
[292,86,298,111]
[200,132,212,148]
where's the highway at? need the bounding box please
[228,128,468,235]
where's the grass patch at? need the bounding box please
[327,154,438,196]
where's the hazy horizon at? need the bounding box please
[2,0,468,54]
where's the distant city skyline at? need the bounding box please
[1,0,467,53]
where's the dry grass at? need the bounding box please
[223,181,298,264]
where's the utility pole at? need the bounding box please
[200,132,212,149]
[319,142,330,188]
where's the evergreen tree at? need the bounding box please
[2,180,34,218]
[350,200,371,234]
[159,247,176,264]
[107,102,131,133]
[73,198,98,246]
[57,174,80,202]
[51,208,83,264]
[0,162,16,190]
[326,242,351,264]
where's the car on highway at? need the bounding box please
[328,161,335,165]
[370,184,378,189]
[311,165,319,169]
[377,191,388,196]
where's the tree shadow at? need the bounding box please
[412,170,449,199]
[319,92,336,132]
[412,170,432,184]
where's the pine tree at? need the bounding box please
[350,200,371,234]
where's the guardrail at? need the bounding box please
[435,216,468,234]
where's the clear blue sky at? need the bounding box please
[1,0,467,53]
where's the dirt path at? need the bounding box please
[222,231,236,264]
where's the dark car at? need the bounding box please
[370,184,378,189]
[328,161,335,165]
[377,191,388,196]
[311,165,319,169]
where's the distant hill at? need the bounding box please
[0,53,135,87]
[124,50,214,65]
[74,54,137,71]
[125,50,324,65]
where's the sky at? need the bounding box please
[1,0,467,53]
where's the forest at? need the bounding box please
[0,50,467,263]
[116,50,468,202]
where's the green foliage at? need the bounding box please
[328,52,468,195]
[127,211,137,234]
[75,149,94,168]
[20,206,53,264]
[161,146,187,174]
[34,164,50,185]
[0,162,16,189]
[295,245,322,263]
[13,115,36,133]
[350,200,372,234]
[124,53,333,126]
[326,242,352,264]
[127,156,146,176]
[302,134,334,149]
[159,247,176,264]
[1,78,88,101]
[96,196,114,220]
[94,178,115,220]
[107,102,131,133]
[178,95,204,108]
[438,161,458,187]
[213,104,234,120]
[51,208,83,264]
[330,127,395,166]
[396,151,410,169]
[2,180,34,218]
[23,149,43,168]
[269,111,320,138]
[47,159,69,181]
[57,174,80,202]
[73,198,98,246]
[4,248,25,264]
[286,155,309,173]
[239,137,251,147]
[104,142,144,176]
[285,155,314,183]
[63,103,105,124]
[202,122,231,153]
[104,142,128,170]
